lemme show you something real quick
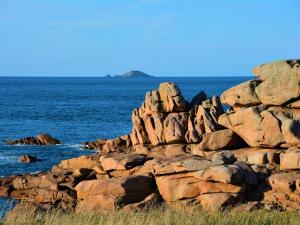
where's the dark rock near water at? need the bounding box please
[19,155,41,163]
[5,133,61,146]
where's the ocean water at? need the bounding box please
[0,76,250,214]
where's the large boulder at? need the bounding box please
[75,175,155,211]
[139,82,189,117]
[150,155,215,175]
[156,173,245,202]
[158,82,189,113]
[218,106,284,147]
[232,148,281,166]
[264,189,300,211]
[197,129,244,151]
[220,60,300,107]
[268,172,300,194]
[218,106,300,148]
[99,153,150,171]
[197,193,242,211]
[220,80,261,108]
[59,155,103,173]
[253,59,300,105]
[154,160,252,211]
[280,147,300,170]
[264,172,300,210]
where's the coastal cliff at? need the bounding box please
[2,59,300,218]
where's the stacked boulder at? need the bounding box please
[220,60,300,148]
[131,82,224,146]
[147,154,258,211]
[95,82,244,153]
[3,59,300,218]
[219,59,300,209]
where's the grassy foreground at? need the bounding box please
[3,207,300,225]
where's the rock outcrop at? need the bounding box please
[5,133,61,146]
[82,139,107,150]
[3,59,300,219]
[253,60,300,106]
[219,60,300,148]
[221,59,300,107]
[130,83,224,147]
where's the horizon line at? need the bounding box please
[0,75,253,78]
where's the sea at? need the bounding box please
[0,76,250,215]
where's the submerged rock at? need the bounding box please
[18,155,41,163]
[82,139,107,150]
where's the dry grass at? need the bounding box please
[3,206,300,225]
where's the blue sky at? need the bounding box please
[0,0,299,77]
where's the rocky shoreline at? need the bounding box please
[2,59,300,219]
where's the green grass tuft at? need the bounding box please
[4,207,300,225]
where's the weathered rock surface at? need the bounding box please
[198,193,242,211]
[150,155,215,175]
[233,148,281,166]
[5,133,61,145]
[139,82,189,116]
[156,174,245,202]
[197,129,245,151]
[280,147,300,170]
[100,153,150,171]
[221,60,300,107]
[185,98,224,143]
[268,172,300,194]
[130,83,224,147]
[264,172,300,210]
[75,175,155,211]
[103,135,132,153]
[221,80,261,108]
[218,106,300,148]
[253,59,300,105]
[59,155,102,173]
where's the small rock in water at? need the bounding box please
[5,133,61,146]
[18,155,41,163]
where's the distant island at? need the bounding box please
[106,70,154,78]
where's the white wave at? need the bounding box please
[64,143,83,149]
[30,171,42,175]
